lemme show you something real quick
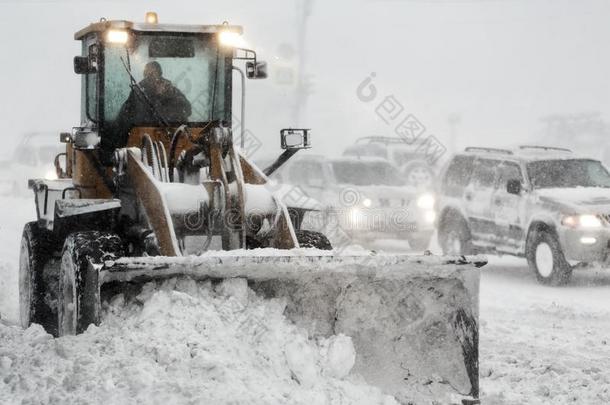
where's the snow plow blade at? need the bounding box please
[101,252,484,404]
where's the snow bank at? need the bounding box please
[0,277,397,405]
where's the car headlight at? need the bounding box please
[361,197,372,208]
[416,193,435,210]
[562,214,603,228]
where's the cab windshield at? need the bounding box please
[527,159,610,189]
[103,33,231,127]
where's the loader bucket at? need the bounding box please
[100,252,484,404]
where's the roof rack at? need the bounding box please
[355,136,406,145]
[518,145,572,153]
[464,147,513,155]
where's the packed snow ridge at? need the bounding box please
[0,277,398,405]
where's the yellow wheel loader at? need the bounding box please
[19,14,484,404]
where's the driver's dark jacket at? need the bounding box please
[118,77,192,126]
[105,77,192,157]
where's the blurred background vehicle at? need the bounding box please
[270,154,436,250]
[0,132,64,196]
[342,136,438,189]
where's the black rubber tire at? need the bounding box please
[526,229,572,286]
[439,215,473,255]
[296,230,332,250]
[19,222,56,334]
[58,232,124,336]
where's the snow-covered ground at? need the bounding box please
[1,197,609,404]
[479,256,610,404]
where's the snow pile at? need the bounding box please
[0,277,398,405]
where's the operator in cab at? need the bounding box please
[118,61,192,127]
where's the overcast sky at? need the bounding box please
[0,0,609,157]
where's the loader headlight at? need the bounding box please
[562,214,603,228]
[106,30,129,45]
[416,193,435,210]
[45,169,58,181]
[219,30,247,48]
[145,11,159,24]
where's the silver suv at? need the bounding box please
[272,155,436,250]
[437,146,610,285]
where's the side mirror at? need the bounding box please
[281,128,311,150]
[246,61,268,79]
[74,56,97,75]
[506,179,522,195]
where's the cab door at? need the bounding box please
[491,161,526,252]
[463,158,499,244]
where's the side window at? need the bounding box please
[80,39,98,124]
[496,162,523,191]
[443,155,475,193]
[470,159,499,189]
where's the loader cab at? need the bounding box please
[74,19,242,154]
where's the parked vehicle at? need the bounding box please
[271,154,436,250]
[437,145,610,285]
[343,136,437,188]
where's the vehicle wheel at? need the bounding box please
[439,215,473,255]
[407,235,431,251]
[58,232,124,336]
[296,230,332,250]
[526,229,572,285]
[403,161,435,188]
[19,222,56,333]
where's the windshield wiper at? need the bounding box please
[119,56,171,128]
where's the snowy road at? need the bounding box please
[479,257,610,404]
[1,197,609,403]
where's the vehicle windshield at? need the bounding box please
[103,33,230,127]
[332,161,405,186]
[527,159,610,189]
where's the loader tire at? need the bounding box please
[58,232,124,336]
[19,222,56,334]
[296,230,332,250]
[526,228,572,286]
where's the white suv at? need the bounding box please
[437,146,610,285]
